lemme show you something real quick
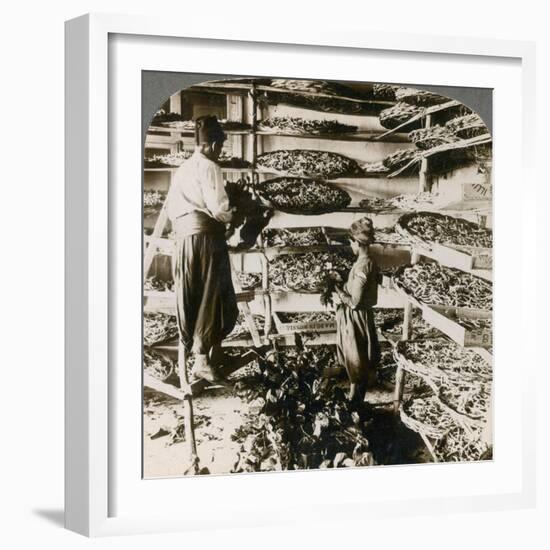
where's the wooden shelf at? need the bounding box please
[255,130,410,143]
[422,305,492,348]
[144,165,254,174]
[188,81,395,106]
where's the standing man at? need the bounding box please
[166,115,239,383]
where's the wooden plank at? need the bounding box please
[231,263,263,348]
[145,134,182,146]
[192,81,394,105]
[393,364,406,414]
[143,202,169,277]
[412,243,492,276]
[144,372,185,400]
[419,432,439,463]
[269,286,407,311]
[272,311,336,335]
[169,92,182,115]
[418,114,432,193]
[144,235,174,255]
[255,130,411,143]
[148,126,250,136]
[177,342,199,474]
[376,100,461,140]
[268,332,337,347]
[144,290,257,315]
[226,94,246,162]
[388,133,492,178]
[145,350,258,399]
[422,304,492,348]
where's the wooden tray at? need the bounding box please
[272,311,336,335]
[395,213,492,272]
[422,305,492,348]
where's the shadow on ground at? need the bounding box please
[366,408,432,465]
[33,509,64,527]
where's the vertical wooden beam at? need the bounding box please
[393,365,406,414]
[250,83,258,185]
[393,298,412,413]
[226,93,245,160]
[178,342,199,474]
[169,92,182,115]
[418,114,432,193]
[401,301,413,341]
[261,252,271,343]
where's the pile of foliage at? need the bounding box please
[231,344,375,472]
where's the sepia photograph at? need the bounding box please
[142,74,493,478]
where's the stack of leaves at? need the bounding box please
[143,190,166,208]
[143,313,178,347]
[269,250,354,293]
[235,271,262,290]
[262,227,327,248]
[376,345,435,394]
[358,192,440,212]
[268,79,365,98]
[434,426,490,462]
[217,152,252,169]
[277,312,335,324]
[362,160,389,174]
[161,119,195,130]
[258,116,357,135]
[456,317,492,332]
[231,344,375,472]
[445,113,488,139]
[144,150,193,168]
[227,313,265,341]
[373,227,408,245]
[144,348,175,382]
[144,276,173,293]
[408,125,459,150]
[372,83,398,100]
[255,177,351,214]
[396,340,492,385]
[393,262,493,310]
[399,212,493,248]
[379,102,423,129]
[161,119,250,132]
[401,394,456,437]
[259,90,379,115]
[151,110,184,124]
[436,378,491,420]
[382,148,421,172]
[394,87,448,106]
[396,340,492,446]
[375,308,443,340]
[257,150,363,179]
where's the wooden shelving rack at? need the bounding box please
[143,80,493,466]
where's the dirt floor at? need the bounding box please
[143,367,432,478]
[143,385,259,478]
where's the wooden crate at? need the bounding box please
[269,332,337,347]
[272,311,336,335]
[422,304,492,348]
[415,241,492,273]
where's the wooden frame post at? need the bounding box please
[178,342,199,474]
[418,114,432,193]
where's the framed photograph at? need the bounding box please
[65,13,536,536]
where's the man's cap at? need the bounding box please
[195,115,226,144]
